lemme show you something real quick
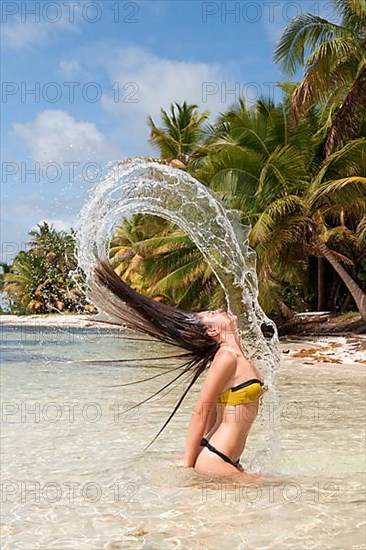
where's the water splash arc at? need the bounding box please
[75,159,280,379]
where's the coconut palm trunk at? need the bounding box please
[315,238,366,320]
[325,64,366,157]
[317,257,326,311]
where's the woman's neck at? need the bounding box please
[220,327,251,356]
[219,334,241,351]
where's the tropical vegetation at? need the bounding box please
[112,93,366,320]
[2,222,93,314]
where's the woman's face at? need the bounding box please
[197,309,238,340]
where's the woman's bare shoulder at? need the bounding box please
[218,345,240,358]
[213,346,238,364]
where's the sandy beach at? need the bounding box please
[281,335,366,368]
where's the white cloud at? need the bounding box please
[97,46,240,155]
[1,4,82,50]
[58,59,83,78]
[102,46,232,120]
[13,110,118,164]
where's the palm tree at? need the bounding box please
[4,250,45,313]
[148,101,209,167]
[274,0,366,156]
[4,223,91,314]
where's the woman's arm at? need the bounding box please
[203,405,217,437]
[183,349,236,467]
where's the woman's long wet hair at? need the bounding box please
[88,259,220,446]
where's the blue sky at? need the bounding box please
[1,0,336,263]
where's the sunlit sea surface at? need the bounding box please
[1,324,365,550]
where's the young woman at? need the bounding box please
[89,259,267,478]
[184,309,266,476]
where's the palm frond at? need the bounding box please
[250,196,307,245]
[309,177,366,216]
[274,14,349,75]
[291,37,360,121]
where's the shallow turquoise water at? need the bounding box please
[1,325,365,549]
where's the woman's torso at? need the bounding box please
[205,345,265,459]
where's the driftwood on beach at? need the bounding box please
[278,312,365,336]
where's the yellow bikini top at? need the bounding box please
[217,345,266,406]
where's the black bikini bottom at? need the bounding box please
[200,437,241,470]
